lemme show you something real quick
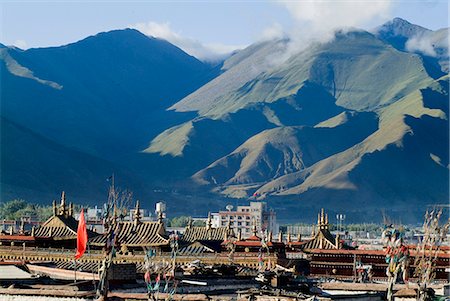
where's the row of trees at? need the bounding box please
[0,199,206,227]
[166,216,205,227]
[0,199,53,221]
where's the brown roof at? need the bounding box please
[89,221,168,247]
[298,228,338,250]
[34,215,97,240]
[182,226,229,242]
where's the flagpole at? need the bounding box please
[74,259,77,283]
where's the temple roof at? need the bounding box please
[89,221,168,247]
[297,209,340,251]
[182,226,230,242]
[34,215,79,239]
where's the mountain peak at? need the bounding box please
[376,17,430,38]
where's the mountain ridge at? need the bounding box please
[1,19,448,222]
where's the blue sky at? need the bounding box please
[1,0,448,59]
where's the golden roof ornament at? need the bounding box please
[206,212,212,230]
[134,200,141,225]
[60,191,67,216]
[52,200,57,216]
[68,202,74,217]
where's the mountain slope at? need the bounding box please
[0,117,139,202]
[1,29,217,158]
[1,20,448,222]
[0,29,218,202]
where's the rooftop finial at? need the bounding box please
[252,219,257,236]
[134,200,141,226]
[321,208,325,225]
[69,203,74,217]
[206,212,212,230]
[52,200,57,216]
[60,191,67,216]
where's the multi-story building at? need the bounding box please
[211,201,277,238]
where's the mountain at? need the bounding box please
[148,22,448,222]
[1,20,448,223]
[375,17,448,73]
[1,29,219,202]
[375,17,431,51]
[1,29,217,159]
[0,117,138,203]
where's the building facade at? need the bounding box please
[211,201,277,238]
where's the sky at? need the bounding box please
[1,0,448,60]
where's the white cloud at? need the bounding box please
[259,22,286,41]
[13,39,28,49]
[280,0,392,34]
[132,21,245,62]
[276,0,393,57]
[406,30,448,57]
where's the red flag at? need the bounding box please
[75,209,88,259]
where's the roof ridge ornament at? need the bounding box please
[206,212,212,230]
[59,191,67,216]
[134,200,141,226]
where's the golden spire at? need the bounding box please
[268,231,273,242]
[52,200,57,216]
[60,191,66,216]
[134,200,141,226]
[68,202,74,217]
[237,228,242,241]
[206,212,212,230]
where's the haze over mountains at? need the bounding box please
[1,18,448,222]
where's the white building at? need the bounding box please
[211,201,277,238]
